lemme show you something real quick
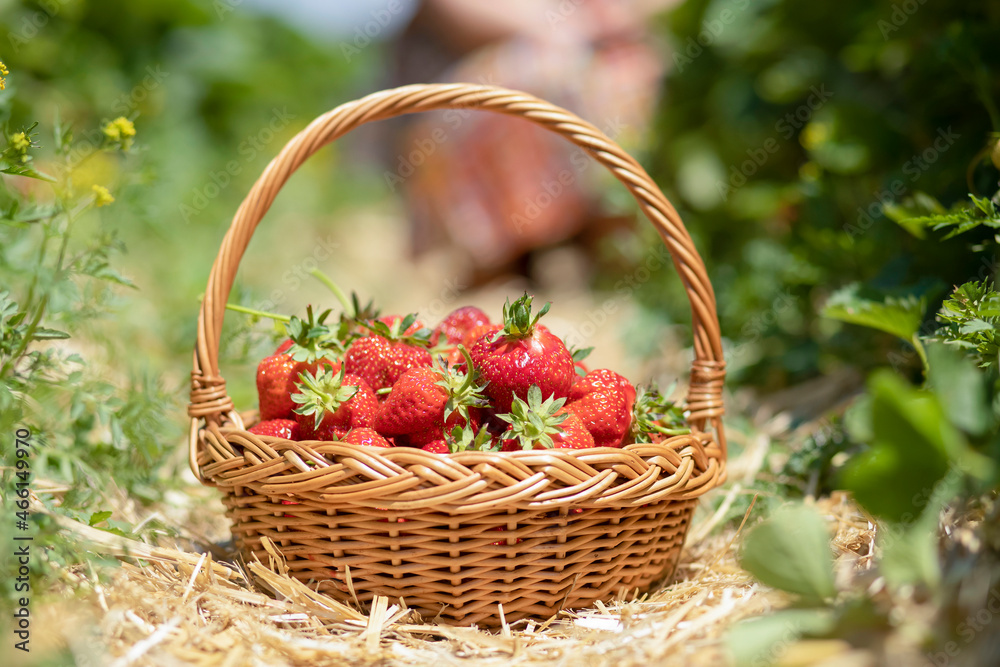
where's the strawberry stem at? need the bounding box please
[456,344,476,395]
[309,268,355,318]
[226,303,291,322]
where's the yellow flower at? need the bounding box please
[11,132,29,152]
[102,117,136,149]
[0,61,8,90]
[92,185,115,207]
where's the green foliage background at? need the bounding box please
[638,0,1000,389]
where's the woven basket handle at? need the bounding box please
[188,83,726,452]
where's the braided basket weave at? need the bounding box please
[187,83,727,627]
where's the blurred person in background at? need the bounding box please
[387,0,674,286]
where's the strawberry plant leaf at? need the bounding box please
[888,194,1000,239]
[840,371,990,522]
[926,342,992,436]
[932,280,1000,368]
[739,503,837,602]
[728,609,836,667]
[822,283,927,343]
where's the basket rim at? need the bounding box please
[195,423,725,511]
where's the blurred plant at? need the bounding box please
[730,187,1000,663]
[632,0,1000,389]
[0,64,180,610]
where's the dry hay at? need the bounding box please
[25,482,874,667]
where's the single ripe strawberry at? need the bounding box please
[257,306,343,421]
[420,440,450,454]
[433,306,491,345]
[275,339,294,355]
[498,385,596,450]
[292,368,378,440]
[374,347,486,442]
[468,294,575,413]
[565,369,636,448]
[344,313,433,392]
[248,419,301,440]
[342,427,393,448]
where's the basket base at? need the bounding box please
[224,491,698,628]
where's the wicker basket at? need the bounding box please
[187,83,727,628]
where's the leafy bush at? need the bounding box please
[632,0,1000,388]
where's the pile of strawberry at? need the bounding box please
[247,293,688,453]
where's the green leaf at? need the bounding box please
[739,504,836,602]
[880,509,941,590]
[882,191,946,239]
[88,511,113,527]
[933,280,1000,368]
[33,327,71,341]
[729,609,836,667]
[893,193,1000,239]
[926,342,992,436]
[841,371,963,522]
[822,283,926,342]
[959,319,994,334]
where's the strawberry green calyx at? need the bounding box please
[360,312,434,346]
[448,424,498,452]
[336,292,380,344]
[497,384,568,450]
[291,366,360,430]
[493,293,551,342]
[436,345,488,425]
[630,384,690,442]
[285,305,343,364]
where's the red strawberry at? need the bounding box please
[257,306,343,421]
[292,368,378,440]
[468,294,574,413]
[342,427,392,448]
[248,419,301,440]
[498,385,596,450]
[433,306,491,345]
[420,440,450,454]
[374,349,486,442]
[565,369,635,448]
[275,338,294,354]
[344,313,433,392]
